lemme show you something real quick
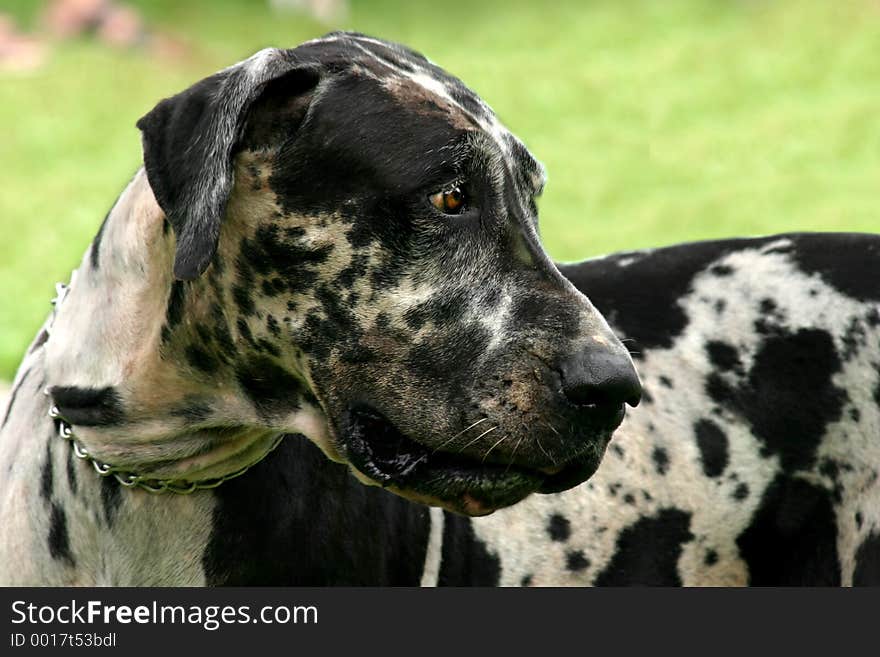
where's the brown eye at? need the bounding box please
[429,185,467,214]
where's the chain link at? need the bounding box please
[44,282,284,495]
[47,400,284,494]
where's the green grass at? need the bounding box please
[2,0,879,378]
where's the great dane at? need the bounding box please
[1,33,878,585]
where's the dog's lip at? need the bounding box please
[340,405,607,515]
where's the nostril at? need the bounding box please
[563,377,640,409]
[563,381,603,407]
[559,350,642,411]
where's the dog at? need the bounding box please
[1,32,877,585]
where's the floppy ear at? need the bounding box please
[137,49,321,280]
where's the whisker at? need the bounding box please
[406,453,429,470]
[543,421,559,436]
[536,437,555,465]
[458,425,498,452]
[505,435,525,473]
[433,417,488,453]
[482,434,509,462]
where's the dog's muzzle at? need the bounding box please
[339,400,629,516]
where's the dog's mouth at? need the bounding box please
[340,405,611,516]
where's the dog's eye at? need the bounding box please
[429,185,467,215]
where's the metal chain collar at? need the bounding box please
[45,281,284,494]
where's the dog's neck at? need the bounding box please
[41,168,333,483]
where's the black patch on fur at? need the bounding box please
[547,513,571,542]
[233,258,257,317]
[185,344,220,374]
[335,253,369,289]
[49,386,125,427]
[338,342,378,365]
[759,298,777,314]
[706,341,742,373]
[236,318,256,347]
[652,446,669,475]
[204,435,431,584]
[438,514,501,586]
[594,508,694,586]
[40,442,53,503]
[706,328,846,472]
[211,306,238,362]
[256,339,281,357]
[520,574,533,587]
[48,504,75,566]
[704,549,719,566]
[65,447,78,495]
[793,233,880,301]
[100,476,122,526]
[261,277,286,298]
[405,323,490,383]
[841,317,867,361]
[733,483,749,501]
[301,287,366,362]
[694,418,728,478]
[659,375,673,388]
[170,400,213,423]
[709,264,734,276]
[404,291,468,331]
[736,475,840,585]
[234,356,302,417]
[164,281,187,333]
[194,323,214,346]
[566,550,590,572]
[90,206,112,270]
[28,328,49,354]
[266,314,281,337]
[239,224,333,298]
[853,533,880,586]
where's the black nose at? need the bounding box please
[559,347,642,409]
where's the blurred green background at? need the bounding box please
[1,0,879,380]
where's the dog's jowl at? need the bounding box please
[1,33,878,586]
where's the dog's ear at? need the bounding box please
[137,49,321,280]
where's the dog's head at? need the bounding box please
[138,33,640,515]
